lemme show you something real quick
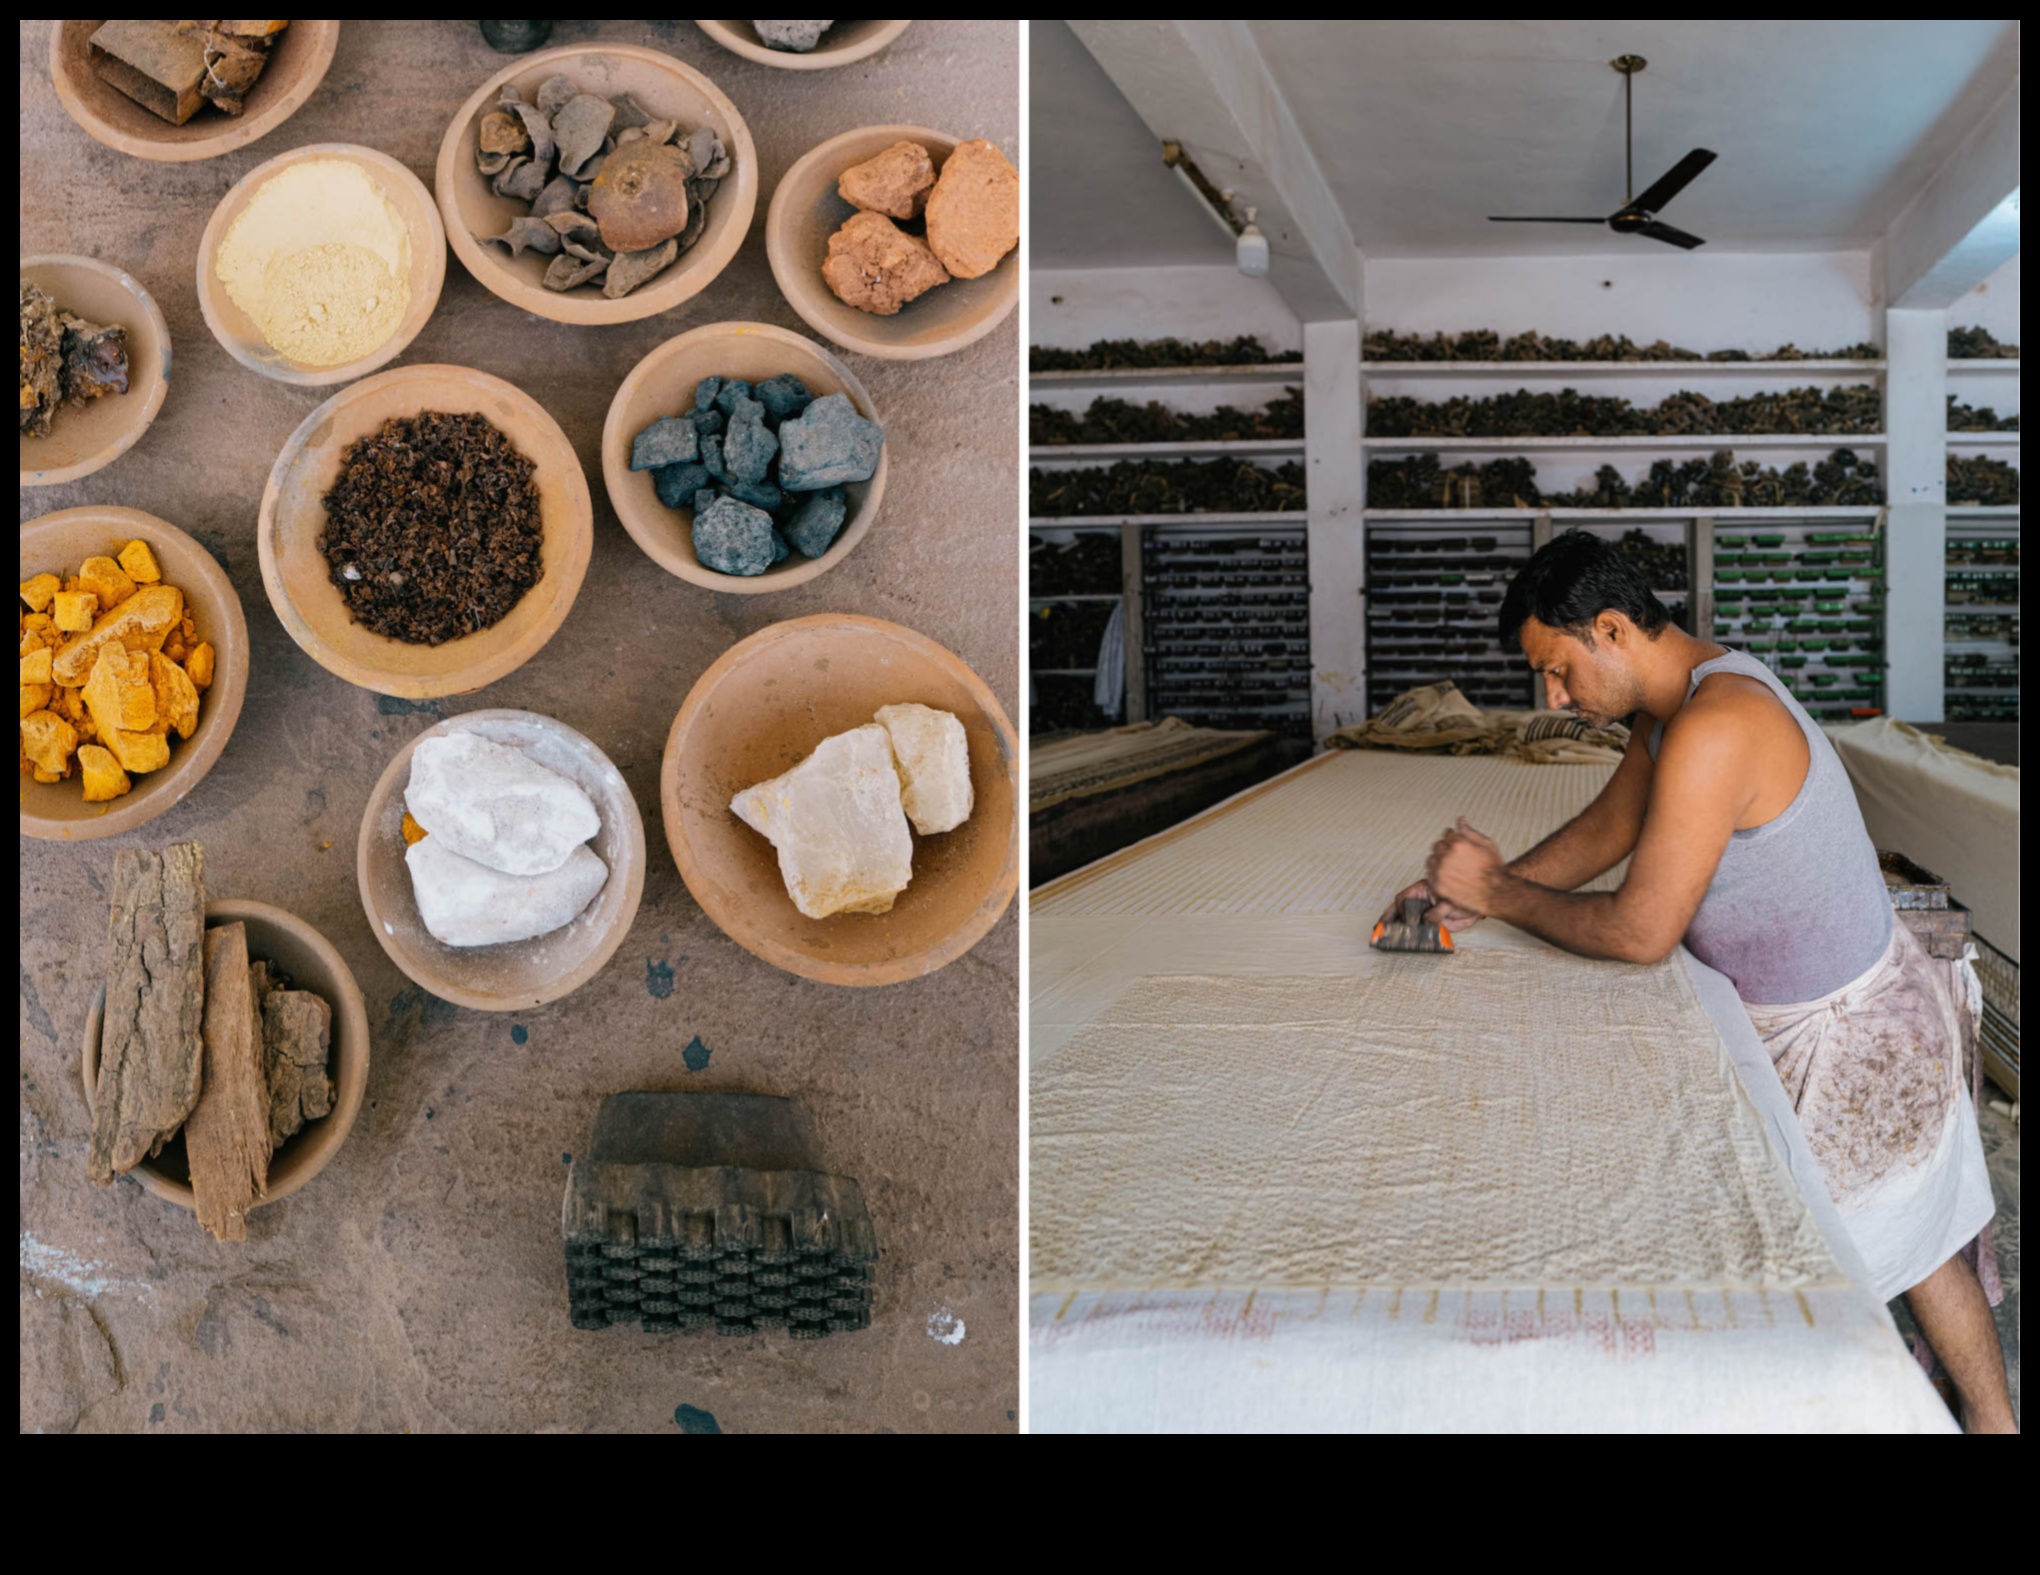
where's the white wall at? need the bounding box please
[1031,264,1301,352]
[1949,252,2020,342]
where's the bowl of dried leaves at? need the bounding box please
[257,363,593,699]
[693,20,912,70]
[436,42,756,326]
[20,255,172,487]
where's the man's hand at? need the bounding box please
[1378,877,1483,933]
[1425,818,1508,914]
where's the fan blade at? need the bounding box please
[1625,149,1716,216]
[1635,219,1705,250]
[1487,216,1608,223]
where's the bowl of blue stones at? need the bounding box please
[601,321,887,593]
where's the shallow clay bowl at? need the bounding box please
[50,20,340,163]
[20,507,250,842]
[358,710,647,1012]
[767,125,1018,362]
[662,615,1018,986]
[694,20,911,70]
[81,899,370,1217]
[20,255,171,486]
[601,322,887,593]
[436,42,757,327]
[196,143,446,386]
[258,364,592,699]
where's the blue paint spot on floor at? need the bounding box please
[376,695,442,716]
[646,959,675,998]
[562,1152,572,1166]
[149,1402,166,1423]
[511,1024,529,1045]
[675,1404,722,1434]
[682,1034,712,1072]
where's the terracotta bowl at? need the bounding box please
[257,364,593,699]
[693,20,911,70]
[195,143,447,387]
[81,899,370,1217]
[601,322,887,593]
[357,709,647,1012]
[20,507,250,843]
[19,255,171,487]
[662,614,1017,986]
[50,20,340,163]
[767,125,1018,362]
[435,42,757,327]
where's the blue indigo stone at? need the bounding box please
[723,396,777,485]
[770,528,791,564]
[782,487,847,558]
[700,431,732,484]
[653,461,711,508]
[692,495,778,576]
[630,416,698,471]
[693,486,723,515]
[753,373,814,426]
[694,376,722,412]
[729,477,783,513]
[777,393,883,491]
[713,378,753,417]
[691,406,725,437]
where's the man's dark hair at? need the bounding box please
[1498,529,1672,650]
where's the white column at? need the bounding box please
[1304,317,1365,740]
[1882,308,1947,722]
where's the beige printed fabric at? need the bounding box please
[1029,717,1272,813]
[1031,954,1844,1293]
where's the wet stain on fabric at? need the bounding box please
[511,1024,529,1045]
[674,1404,722,1434]
[682,1035,712,1071]
[646,959,675,999]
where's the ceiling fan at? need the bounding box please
[1489,55,1716,249]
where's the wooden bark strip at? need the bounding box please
[88,843,207,1184]
[263,990,334,1147]
[185,923,273,1243]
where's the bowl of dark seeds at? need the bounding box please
[435,42,756,326]
[257,363,594,698]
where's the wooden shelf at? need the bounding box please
[1030,364,1304,393]
[1946,432,2020,445]
[1362,359,1886,378]
[1034,668,1099,677]
[1362,506,1884,521]
[1947,359,2021,373]
[1947,506,2021,519]
[1030,593,1123,603]
[1030,512,1309,528]
[1363,432,1884,452]
[1030,439,1304,461]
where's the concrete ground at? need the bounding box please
[21,20,1017,1433]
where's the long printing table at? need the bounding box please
[1029,750,1954,1432]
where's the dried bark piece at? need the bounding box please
[504,99,556,168]
[604,238,678,299]
[924,138,1019,279]
[531,175,581,219]
[822,211,950,315]
[88,844,207,1185]
[263,989,334,1148]
[185,923,274,1243]
[609,91,653,130]
[90,20,207,125]
[544,253,609,292]
[494,157,549,204]
[481,216,563,257]
[536,73,579,120]
[838,140,936,221]
[553,95,616,180]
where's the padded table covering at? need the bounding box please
[1030,751,1953,1432]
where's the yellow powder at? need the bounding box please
[215,157,412,368]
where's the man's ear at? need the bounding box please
[1598,610,1626,647]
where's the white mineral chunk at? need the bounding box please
[752,19,833,52]
[405,734,601,876]
[406,835,609,948]
[874,703,972,835]
[731,723,912,919]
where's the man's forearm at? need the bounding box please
[1483,872,1642,962]
[1505,810,1634,894]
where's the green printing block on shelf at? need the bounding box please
[1836,553,1873,566]
[1754,533,1787,548]
[1809,673,1840,686]
[1802,552,1838,566]
[1800,638,1829,651]
[1778,655,1809,668]
[1815,601,1845,614]
[1808,532,1856,545]
[1759,552,1793,565]
[1717,534,1749,548]
[1716,572,1744,584]
[1857,600,1884,612]
[1789,619,1820,632]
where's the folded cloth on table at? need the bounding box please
[1327,682,1629,764]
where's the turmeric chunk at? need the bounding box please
[20,709,79,776]
[76,557,137,611]
[21,683,52,720]
[52,590,99,633]
[149,651,201,739]
[19,573,61,612]
[185,641,216,690]
[78,744,132,802]
[31,766,61,783]
[82,646,157,735]
[104,728,170,775]
[116,540,162,584]
[51,584,182,685]
[20,649,53,684]
[400,812,429,845]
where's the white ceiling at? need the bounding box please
[1032,19,2020,264]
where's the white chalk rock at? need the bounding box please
[405,835,609,948]
[874,703,972,835]
[731,723,912,919]
[405,734,601,876]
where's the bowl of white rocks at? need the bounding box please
[357,708,646,1011]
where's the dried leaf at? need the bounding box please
[480,216,563,257]
[494,157,549,204]
[536,73,579,120]
[531,175,580,219]
[553,94,616,180]
[543,253,609,292]
[603,238,677,299]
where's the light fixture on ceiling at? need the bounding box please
[1161,142,1271,280]
[1237,208,1269,278]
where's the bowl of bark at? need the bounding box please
[50,20,341,163]
[80,899,370,1219]
[357,709,648,1012]
[661,614,1018,986]
[601,322,887,593]
[20,254,172,487]
[693,20,911,70]
[257,363,593,700]
[194,143,447,387]
[435,42,757,327]
[766,125,1018,362]
[19,506,251,842]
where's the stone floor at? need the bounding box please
[1887,1080,2020,1430]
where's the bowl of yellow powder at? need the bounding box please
[197,143,446,386]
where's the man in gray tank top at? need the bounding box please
[1383,530,2011,1432]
